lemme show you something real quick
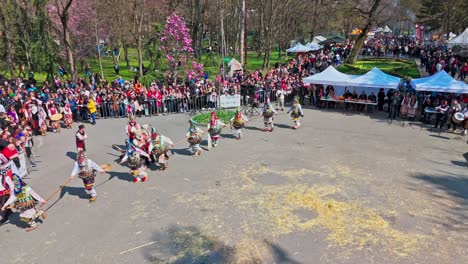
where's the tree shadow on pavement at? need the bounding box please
[144,225,302,264]
[145,225,238,264]
[263,239,302,264]
[410,172,468,232]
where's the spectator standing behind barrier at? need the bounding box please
[87,96,97,125]
[1,142,20,169]
[276,88,285,111]
[21,128,36,168]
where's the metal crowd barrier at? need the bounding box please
[93,94,220,118]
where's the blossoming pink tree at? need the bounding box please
[160,13,204,83]
[48,0,108,80]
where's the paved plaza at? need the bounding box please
[1,108,467,264]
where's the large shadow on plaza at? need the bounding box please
[144,225,302,264]
[144,226,238,263]
[410,171,468,232]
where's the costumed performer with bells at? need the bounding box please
[287,97,304,129]
[68,151,107,202]
[186,119,204,156]
[119,140,150,183]
[1,174,46,232]
[230,107,248,140]
[262,100,277,132]
[207,111,226,149]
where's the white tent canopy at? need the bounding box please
[227,58,243,77]
[384,25,392,33]
[346,67,401,89]
[286,43,301,52]
[413,70,468,94]
[303,66,356,86]
[286,43,312,53]
[448,28,468,47]
[311,36,326,45]
[305,42,323,51]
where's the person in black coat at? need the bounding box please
[377,88,385,111]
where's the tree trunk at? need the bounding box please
[240,0,246,65]
[95,11,104,79]
[346,0,383,65]
[310,0,319,40]
[220,8,226,59]
[244,6,248,65]
[137,36,143,77]
[63,26,77,80]
[123,41,130,69]
[5,32,16,79]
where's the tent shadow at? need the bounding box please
[410,172,468,232]
[144,225,303,263]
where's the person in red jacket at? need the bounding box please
[460,62,467,81]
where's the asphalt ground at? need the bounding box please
[1,108,467,264]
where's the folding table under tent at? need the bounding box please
[413,70,468,94]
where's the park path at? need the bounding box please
[414,58,430,78]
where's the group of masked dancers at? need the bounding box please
[0,97,304,231]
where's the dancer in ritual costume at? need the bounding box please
[0,154,14,225]
[148,128,174,170]
[76,125,87,152]
[63,103,73,128]
[287,97,304,129]
[230,107,248,140]
[119,140,150,183]
[207,112,226,148]
[186,119,204,156]
[262,101,277,132]
[126,115,141,144]
[1,174,46,232]
[68,151,106,202]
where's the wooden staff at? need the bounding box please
[39,176,75,209]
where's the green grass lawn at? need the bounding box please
[2,49,291,87]
[192,109,235,125]
[6,49,421,86]
[337,58,420,78]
